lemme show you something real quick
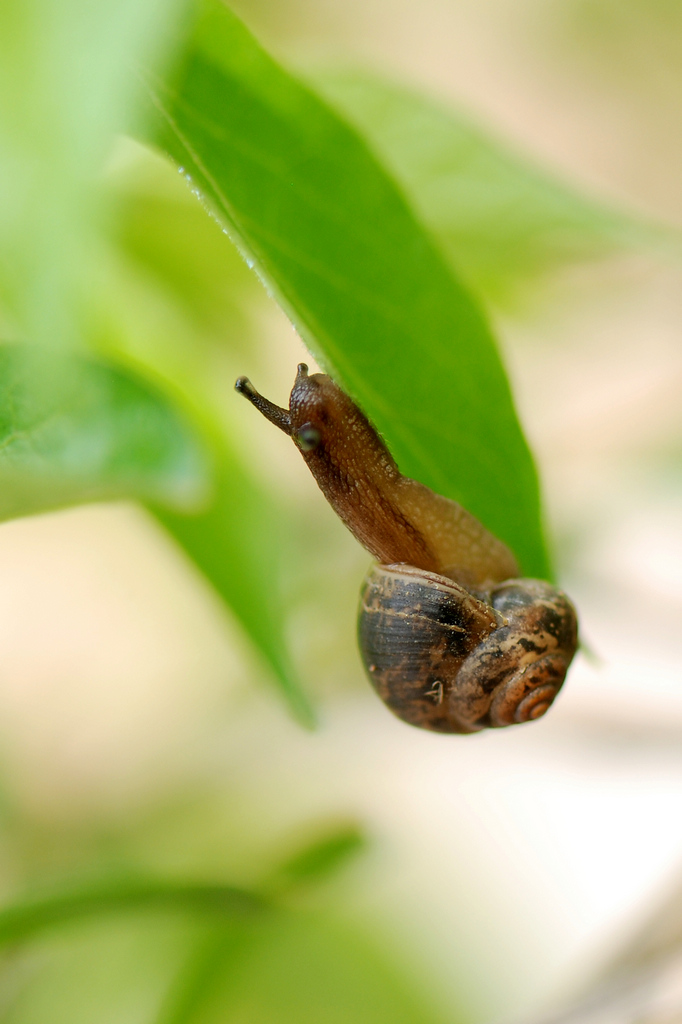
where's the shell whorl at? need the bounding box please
[359,568,578,733]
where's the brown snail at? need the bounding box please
[235,364,578,733]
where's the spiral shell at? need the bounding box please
[359,567,578,733]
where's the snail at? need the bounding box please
[235,364,578,733]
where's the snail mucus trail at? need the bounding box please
[235,364,578,734]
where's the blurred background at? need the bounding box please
[0,0,681,1021]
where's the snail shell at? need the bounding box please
[236,364,578,733]
[360,566,577,732]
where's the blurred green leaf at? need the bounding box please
[312,71,671,306]
[0,895,450,1024]
[153,442,316,727]
[0,345,208,519]
[93,148,315,725]
[0,913,198,1024]
[0,878,265,949]
[158,911,452,1024]
[0,0,190,350]
[268,823,366,890]
[155,923,248,1024]
[141,0,549,577]
[109,144,260,342]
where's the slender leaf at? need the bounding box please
[313,71,673,305]
[153,440,316,726]
[0,825,367,952]
[141,0,549,577]
[155,923,251,1024]
[0,345,208,519]
[268,823,366,890]
[0,879,265,949]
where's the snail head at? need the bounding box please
[235,363,383,467]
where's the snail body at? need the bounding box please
[236,364,578,733]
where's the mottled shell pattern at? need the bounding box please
[360,567,578,733]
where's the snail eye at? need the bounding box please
[295,422,321,452]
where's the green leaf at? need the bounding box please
[311,72,671,308]
[155,923,249,1024]
[109,141,260,342]
[95,149,314,725]
[0,345,208,520]
[152,441,316,727]
[312,72,673,307]
[268,824,367,890]
[140,0,549,577]
[157,911,452,1024]
[0,0,190,350]
[0,827,368,953]
[0,878,265,949]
